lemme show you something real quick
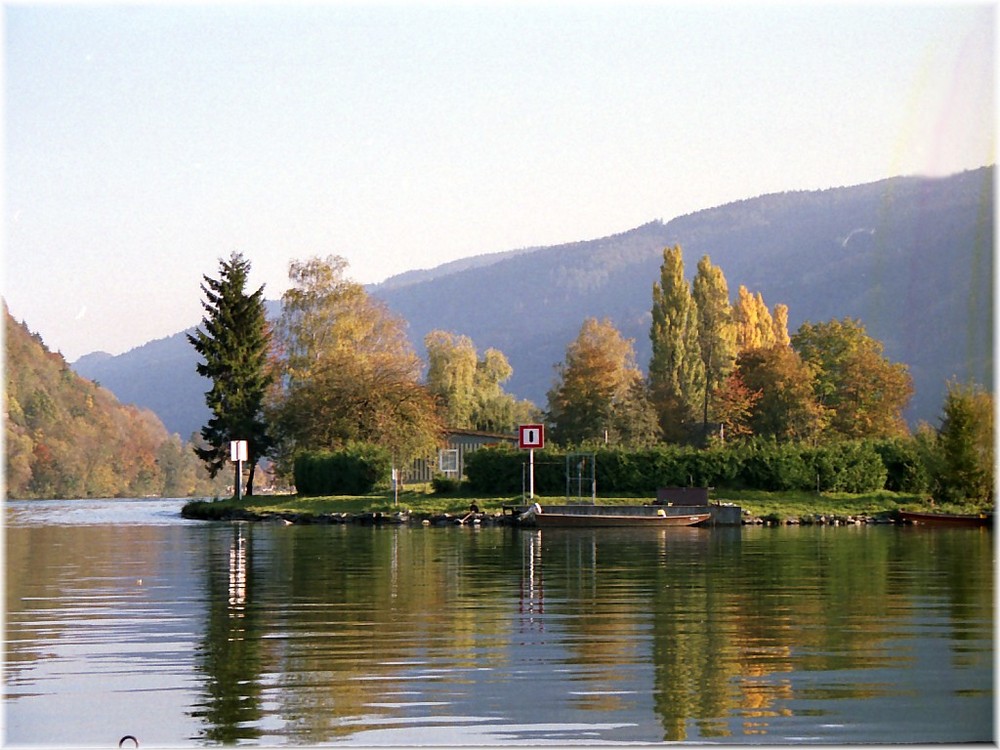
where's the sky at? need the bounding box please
[3,2,995,362]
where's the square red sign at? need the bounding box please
[519,424,545,449]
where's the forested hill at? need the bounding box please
[374,166,993,426]
[5,304,222,499]
[71,167,993,438]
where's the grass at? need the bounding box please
[183,485,985,522]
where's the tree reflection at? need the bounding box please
[190,523,264,743]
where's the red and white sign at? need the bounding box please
[518,424,545,449]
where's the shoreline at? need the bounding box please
[180,500,943,528]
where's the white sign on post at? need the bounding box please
[230,440,248,462]
[230,440,248,502]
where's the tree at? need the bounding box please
[733,285,785,351]
[425,331,478,427]
[649,245,704,442]
[692,255,737,436]
[547,318,657,446]
[711,369,761,441]
[772,303,791,347]
[737,346,827,442]
[470,348,538,432]
[423,331,536,432]
[792,318,913,439]
[270,256,442,469]
[187,252,273,496]
[931,380,994,504]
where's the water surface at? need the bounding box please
[4,498,993,745]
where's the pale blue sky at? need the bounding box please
[4,2,995,361]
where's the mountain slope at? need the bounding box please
[5,305,221,498]
[72,167,993,439]
[374,167,993,426]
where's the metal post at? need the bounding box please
[529,448,535,499]
[235,459,243,502]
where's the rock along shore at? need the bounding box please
[181,504,910,528]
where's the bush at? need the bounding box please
[733,439,812,491]
[462,438,912,496]
[293,443,392,496]
[805,441,887,493]
[431,475,461,494]
[870,438,929,493]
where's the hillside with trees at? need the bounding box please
[5,303,226,499]
[71,167,992,439]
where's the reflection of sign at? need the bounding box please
[230,440,248,462]
[439,449,459,473]
[519,424,544,449]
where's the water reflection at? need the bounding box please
[190,523,264,743]
[4,503,993,745]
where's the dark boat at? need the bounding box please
[519,503,711,528]
[898,510,992,527]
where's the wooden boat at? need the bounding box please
[520,503,711,528]
[898,510,992,528]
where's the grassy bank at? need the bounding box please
[182,486,983,523]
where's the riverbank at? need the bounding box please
[180,488,984,527]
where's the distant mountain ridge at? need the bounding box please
[71,167,994,439]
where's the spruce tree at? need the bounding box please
[188,252,273,496]
[648,245,704,442]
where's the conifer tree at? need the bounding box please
[188,252,273,496]
[649,246,704,442]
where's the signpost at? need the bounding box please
[518,424,545,499]
[230,440,248,501]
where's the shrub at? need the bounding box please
[293,443,392,496]
[431,475,461,494]
[805,441,887,493]
[872,437,930,493]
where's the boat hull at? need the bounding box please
[899,510,992,527]
[531,511,711,528]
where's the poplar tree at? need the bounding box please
[649,245,704,442]
[692,255,737,435]
[188,252,273,495]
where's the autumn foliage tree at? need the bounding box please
[269,256,442,471]
[547,318,659,446]
[792,318,913,439]
[737,345,828,442]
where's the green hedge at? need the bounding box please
[464,439,893,495]
[293,443,392,496]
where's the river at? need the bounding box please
[4,497,994,745]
